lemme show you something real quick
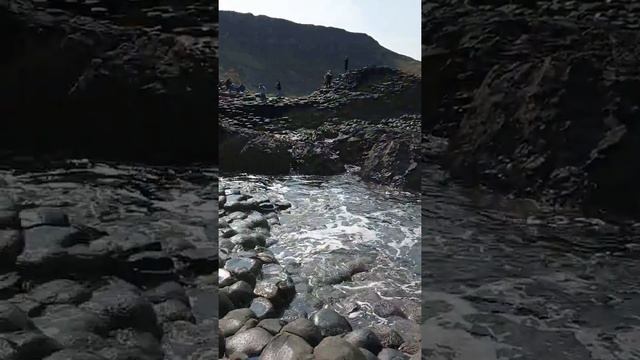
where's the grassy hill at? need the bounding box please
[219,10,421,95]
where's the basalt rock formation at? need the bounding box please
[0,163,218,359]
[218,184,421,360]
[1,0,217,165]
[423,0,640,216]
[219,67,422,191]
[219,10,421,96]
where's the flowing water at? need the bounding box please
[421,165,640,360]
[221,173,422,340]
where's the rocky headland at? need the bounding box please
[423,0,640,218]
[220,66,422,191]
[218,66,422,359]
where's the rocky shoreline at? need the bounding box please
[218,182,420,360]
[0,162,218,359]
[219,67,421,191]
[423,0,640,218]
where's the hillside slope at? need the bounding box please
[219,10,420,95]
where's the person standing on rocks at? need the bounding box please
[344,56,349,72]
[276,80,282,97]
[258,83,267,101]
[324,70,333,88]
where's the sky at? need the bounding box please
[219,0,421,61]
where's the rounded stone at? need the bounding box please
[314,336,366,360]
[249,297,274,319]
[344,328,383,354]
[259,332,313,360]
[378,348,410,360]
[225,327,273,357]
[311,308,352,337]
[281,318,322,346]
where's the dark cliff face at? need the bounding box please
[0,0,217,165]
[219,10,421,96]
[424,0,640,217]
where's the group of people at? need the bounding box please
[324,56,349,87]
[223,56,351,99]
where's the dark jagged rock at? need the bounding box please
[220,67,421,191]
[0,0,217,165]
[0,165,218,357]
[424,0,640,217]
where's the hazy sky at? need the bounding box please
[219,0,421,61]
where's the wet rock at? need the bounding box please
[79,279,159,337]
[249,297,274,319]
[311,308,352,337]
[372,326,404,349]
[0,337,17,359]
[219,268,237,287]
[344,328,383,354]
[259,332,313,360]
[224,257,261,280]
[219,308,256,337]
[219,327,226,358]
[314,336,366,360]
[20,208,70,228]
[219,292,235,318]
[16,226,85,269]
[294,144,345,175]
[153,299,194,323]
[236,318,259,334]
[253,274,294,304]
[0,272,21,299]
[0,330,62,359]
[0,301,34,332]
[258,318,284,335]
[227,280,254,307]
[225,327,273,357]
[281,318,322,346]
[34,304,109,339]
[0,230,24,268]
[161,320,218,360]
[360,347,378,360]
[44,349,108,360]
[28,279,91,305]
[378,348,409,360]
[98,329,163,360]
[0,197,20,229]
[373,300,406,319]
[175,247,218,274]
[220,129,293,175]
[144,281,189,305]
[229,233,266,249]
[126,251,174,275]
